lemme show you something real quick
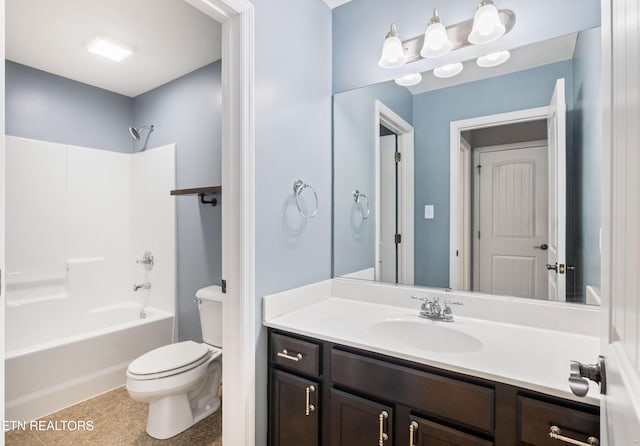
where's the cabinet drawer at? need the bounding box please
[517,395,599,446]
[331,349,494,434]
[409,415,493,446]
[270,333,320,377]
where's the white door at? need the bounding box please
[547,78,567,301]
[599,0,640,442]
[379,134,397,283]
[474,144,548,299]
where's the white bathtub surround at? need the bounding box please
[5,136,177,421]
[263,278,601,405]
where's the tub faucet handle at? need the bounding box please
[136,251,154,270]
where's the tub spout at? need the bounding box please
[133,282,151,292]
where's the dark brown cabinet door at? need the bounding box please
[408,415,493,446]
[330,388,393,446]
[270,369,319,446]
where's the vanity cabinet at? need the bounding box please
[269,333,321,446]
[267,329,599,446]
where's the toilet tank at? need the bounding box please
[196,285,224,348]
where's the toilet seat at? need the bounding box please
[127,341,221,381]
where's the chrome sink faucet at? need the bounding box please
[411,296,463,322]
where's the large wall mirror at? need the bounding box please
[333,10,602,305]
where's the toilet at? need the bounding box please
[126,286,223,440]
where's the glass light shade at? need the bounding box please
[433,62,464,79]
[378,25,407,68]
[476,50,511,67]
[468,2,506,44]
[394,73,423,87]
[420,21,452,58]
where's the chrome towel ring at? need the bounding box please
[293,179,318,218]
[353,189,370,220]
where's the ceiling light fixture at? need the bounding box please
[378,2,514,68]
[468,0,506,45]
[394,73,423,87]
[476,50,511,67]
[86,38,133,62]
[420,9,452,58]
[433,62,464,79]
[378,24,407,68]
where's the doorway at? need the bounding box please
[374,100,415,285]
[470,137,549,299]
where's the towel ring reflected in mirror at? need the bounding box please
[353,189,370,220]
[293,179,319,219]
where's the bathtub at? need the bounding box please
[5,302,174,421]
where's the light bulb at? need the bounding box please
[378,24,407,68]
[433,62,464,79]
[394,73,423,87]
[477,50,511,67]
[468,1,506,45]
[420,9,452,59]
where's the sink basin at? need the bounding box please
[368,319,483,353]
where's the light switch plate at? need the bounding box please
[424,205,434,219]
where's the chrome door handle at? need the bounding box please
[409,421,418,446]
[378,411,389,446]
[568,356,606,396]
[546,263,558,271]
[534,244,549,250]
[304,385,315,416]
[549,426,599,445]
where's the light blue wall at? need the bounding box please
[5,61,133,152]
[133,61,222,342]
[333,80,413,276]
[413,61,574,286]
[572,27,601,297]
[253,0,332,444]
[332,0,600,93]
[5,59,223,340]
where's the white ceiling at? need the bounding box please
[6,0,222,97]
[323,0,352,8]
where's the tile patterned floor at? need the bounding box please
[5,387,222,446]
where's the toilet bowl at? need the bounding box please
[126,286,224,439]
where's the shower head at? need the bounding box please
[129,125,154,141]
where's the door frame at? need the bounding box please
[374,100,414,285]
[181,2,257,445]
[449,106,549,290]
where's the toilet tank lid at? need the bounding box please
[196,285,224,302]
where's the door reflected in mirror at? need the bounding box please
[333,28,602,305]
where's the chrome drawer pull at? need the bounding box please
[550,426,599,446]
[378,410,389,445]
[408,421,418,446]
[277,349,303,362]
[305,385,316,416]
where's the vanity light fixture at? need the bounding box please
[468,0,506,45]
[433,62,464,79]
[378,2,514,68]
[86,37,132,62]
[394,73,423,87]
[420,9,452,58]
[476,50,511,67]
[378,24,407,68]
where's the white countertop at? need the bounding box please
[263,287,601,406]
